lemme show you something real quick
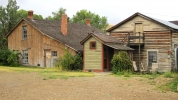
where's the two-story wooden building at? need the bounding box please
[107,12,178,72]
[6,10,102,67]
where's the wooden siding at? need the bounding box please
[171,32,178,70]
[109,16,173,71]
[112,16,169,32]
[84,37,102,70]
[8,20,76,67]
[134,32,171,71]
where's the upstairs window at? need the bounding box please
[90,41,96,50]
[23,50,28,63]
[22,26,27,40]
[52,51,57,57]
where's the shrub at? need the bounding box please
[163,72,174,78]
[56,49,82,70]
[111,51,132,74]
[0,48,11,65]
[7,50,22,66]
[0,47,22,66]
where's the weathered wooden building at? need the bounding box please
[6,10,102,67]
[80,33,133,72]
[107,12,178,72]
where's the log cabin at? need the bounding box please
[107,12,178,72]
[80,33,134,72]
[6,10,103,68]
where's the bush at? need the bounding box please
[56,49,82,70]
[111,51,132,74]
[7,50,22,66]
[0,48,11,65]
[0,48,21,66]
[163,72,174,78]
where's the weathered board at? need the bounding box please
[108,16,176,71]
[83,37,102,70]
[8,20,76,67]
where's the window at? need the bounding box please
[22,26,27,40]
[90,41,96,49]
[148,51,157,67]
[52,51,57,57]
[23,50,28,63]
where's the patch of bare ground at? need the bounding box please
[0,71,178,100]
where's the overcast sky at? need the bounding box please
[1,0,178,25]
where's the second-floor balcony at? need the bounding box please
[122,32,145,47]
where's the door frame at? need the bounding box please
[44,49,51,67]
[175,48,178,70]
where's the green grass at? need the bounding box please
[159,73,178,92]
[163,71,174,78]
[0,66,94,80]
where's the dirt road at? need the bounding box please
[0,71,177,100]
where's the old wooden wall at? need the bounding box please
[171,32,178,70]
[109,16,174,71]
[84,37,103,71]
[8,20,76,67]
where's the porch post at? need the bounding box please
[139,32,140,70]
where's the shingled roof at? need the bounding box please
[7,17,103,51]
[80,33,134,50]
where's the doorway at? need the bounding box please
[175,48,178,70]
[104,45,114,71]
[44,49,51,67]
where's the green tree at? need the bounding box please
[17,9,43,19]
[0,6,6,40]
[71,9,108,31]
[0,0,19,39]
[45,7,66,20]
[5,0,19,35]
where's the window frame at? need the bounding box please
[22,50,28,63]
[90,41,96,50]
[22,26,27,40]
[52,51,57,57]
[147,50,158,67]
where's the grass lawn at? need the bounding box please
[0,66,94,79]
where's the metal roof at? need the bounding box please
[107,12,178,32]
[144,14,178,30]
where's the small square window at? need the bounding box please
[90,41,96,49]
[52,51,57,57]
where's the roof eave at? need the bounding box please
[5,18,24,38]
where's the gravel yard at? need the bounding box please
[0,71,178,100]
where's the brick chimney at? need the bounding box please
[61,14,68,36]
[28,10,33,19]
[86,18,90,26]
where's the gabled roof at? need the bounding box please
[107,12,178,32]
[80,33,134,50]
[80,33,121,45]
[6,18,103,51]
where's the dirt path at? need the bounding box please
[0,71,178,100]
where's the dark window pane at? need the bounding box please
[148,51,157,67]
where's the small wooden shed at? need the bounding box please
[80,33,134,72]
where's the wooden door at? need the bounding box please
[135,23,143,43]
[44,49,50,67]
